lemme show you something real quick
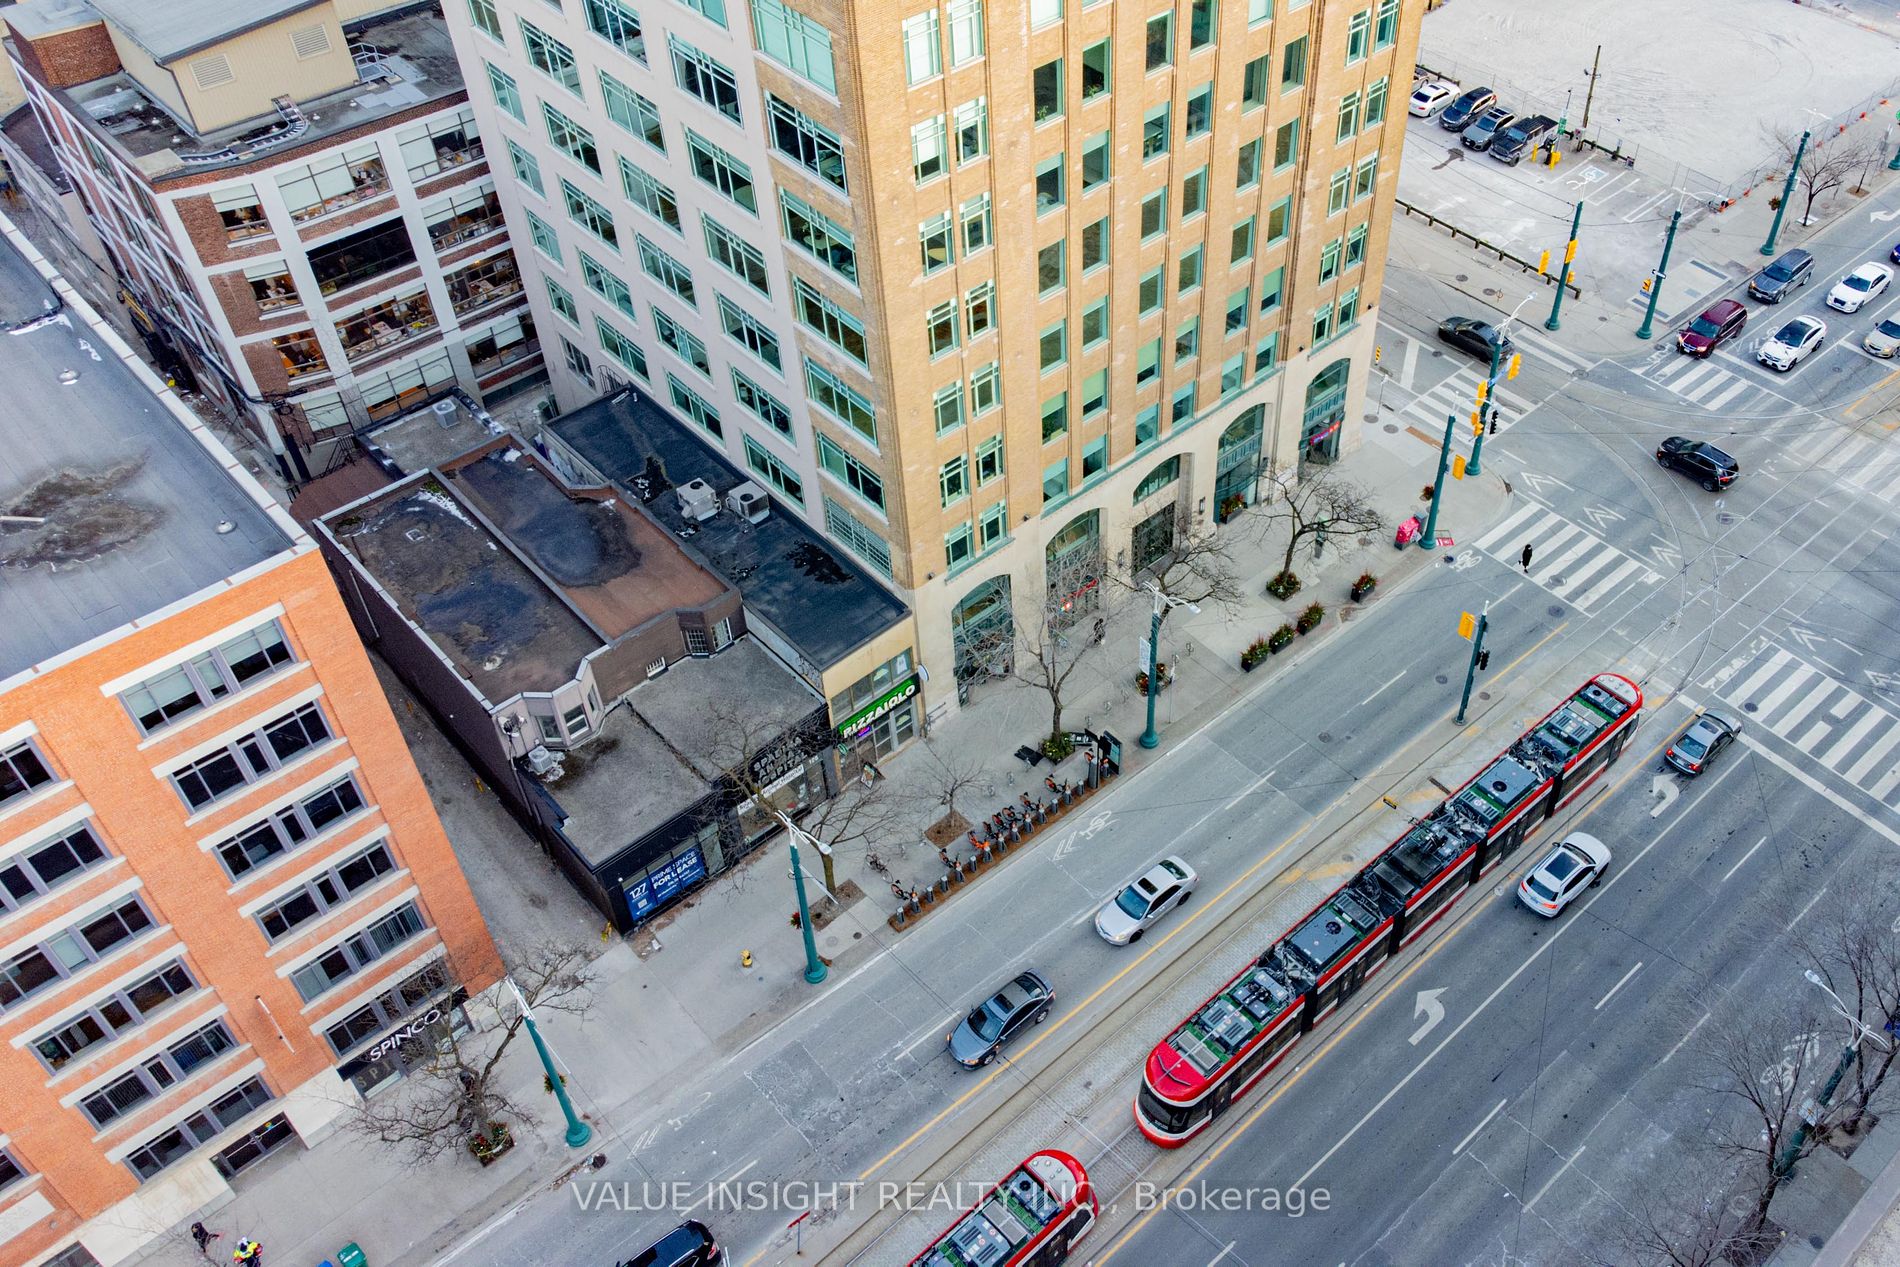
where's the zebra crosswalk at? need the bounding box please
[1769,427,1900,504]
[1707,646,1900,809]
[1471,501,1661,612]
[1381,325,1598,442]
[1640,354,1789,417]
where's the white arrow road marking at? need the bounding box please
[1872,207,1900,223]
[1650,774,1680,817]
[1582,504,1626,530]
[1409,988,1447,1045]
[1519,470,1570,495]
[1788,626,1827,653]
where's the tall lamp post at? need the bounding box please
[1546,200,1584,331]
[1635,208,1683,341]
[776,814,831,985]
[1761,130,1810,256]
[508,980,592,1149]
[1138,581,1200,749]
[1775,971,1894,1179]
[1470,294,1534,476]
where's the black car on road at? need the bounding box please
[620,1221,723,1267]
[1437,316,1514,362]
[1749,248,1815,303]
[1439,86,1497,131]
[948,970,1053,1068]
[1656,437,1739,491]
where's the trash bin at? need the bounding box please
[336,1244,368,1267]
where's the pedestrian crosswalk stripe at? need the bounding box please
[1508,327,1597,376]
[1471,500,1659,611]
[1819,710,1883,765]
[1712,644,1900,810]
[1730,647,1793,705]
[1703,381,1751,410]
[1843,725,1900,785]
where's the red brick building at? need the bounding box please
[0,204,499,1263]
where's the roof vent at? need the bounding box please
[675,479,719,522]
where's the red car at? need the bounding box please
[1677,299,1746,357]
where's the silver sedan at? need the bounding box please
[1095,856,1197,944]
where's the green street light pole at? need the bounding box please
[1139,583,1199,749]
[1469,339,1502,476]
[509,980,592,1149]
[789,838,827,984]
[1546,200,1583,331]
[1419,413,1456,551]
[1762,130,1810,256]
[1455,607,1489,724]
[1635,208,1683,340]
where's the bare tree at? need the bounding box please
[1014,542,1111,748]
[914,735,988,836]
[1108,502,1245,631]
[1255,465,1384,596]
[1690,991,1837,1239]
[1765,126,1883,224]
[351,941,595,1163]
[1791,859,1900,1135]
[1611,1159,1781,1267]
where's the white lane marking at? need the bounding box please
[1524,1145,1587,1213]
[1452,1098,1509,1157]
[1661,1010,1711,1066]
[1741,735,1900,850]
[896,1015,957,1061]
[1360,671,1407,708]
[1594,962,1644,1011]
[1722,836,1768,883]
[1290,749,1749,1191]
[1400,337,1420,389]
[1790,886,1829,931]
[682,1157,760,1212]
[1204,1242,1238,1267]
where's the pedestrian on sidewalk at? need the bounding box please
[190,1223,220,1258]
[1520,543,1534,574]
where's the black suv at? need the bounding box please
[1656,437,1739,491]
[1440,86,1497,131]
[1492,115,1557,165]
[1749,248,1815,303]
[620,1222,722,1267]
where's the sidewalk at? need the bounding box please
[162,401,1509,1267]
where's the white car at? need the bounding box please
[1516,833,1611,918]
[1408,79,1458,118]
[1827,262,1894,313]
[1095,856,1196,944]
[1865,316,1900,358]
[1756,315,1825,371]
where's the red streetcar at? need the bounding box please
[1136,674,1643,1146]
[907,1149,1097,1267]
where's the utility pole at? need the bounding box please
[789,837,827,984]
[1546,201,1583,331]
[1470,295,1531,475]
[1455,606,1490,724]
[1580,45,1601,132]
[1635,209,1682,341]
[1761,130,1810,256]
[1138,583,1200,749]
[509,980,592,1149]
[1419,413,1455,552]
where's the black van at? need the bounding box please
[1492,115,1557,165]
[1749,249,1815,303]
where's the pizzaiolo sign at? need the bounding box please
[836,674,920,740]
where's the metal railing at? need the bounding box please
[1393,198,1582,298]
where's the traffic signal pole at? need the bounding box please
[1456,607,1489,724]
[1635,209,1682,341]
[1469,339,1502,476]
[1420,413,1456,551]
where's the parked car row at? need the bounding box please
[1677,246,1900,370]
[1409,81,1557,166]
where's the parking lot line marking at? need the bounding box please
[1453,1098,1509,1156]
[1722,836,1768,884]
[1594,962,1643,1011]
[1661,1010,1711,1066]
[1525,1145,1586,1213]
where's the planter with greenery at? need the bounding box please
[1265,570,1302,600]
[1267,625,1296,654]
[1241,638,1271,671]
[1218,493,1247,522]
[1421,484,1436,502]
[1135,663,1173,693]
[1040,732,1076,761]
[469,1122,513,1166]
[1296,602,1325,634]
[1350,573,1377,602]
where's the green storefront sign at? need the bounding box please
[836,674,920,739]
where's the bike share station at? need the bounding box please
[891,731,1122,930]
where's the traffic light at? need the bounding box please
[1477,650,1491,672]
[1506,353,1523,380]
[1474,380,1490,404]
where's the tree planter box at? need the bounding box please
[1350,582,1375,602]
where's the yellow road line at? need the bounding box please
[1093,707,1674,1263]
[1844,367,1900,419]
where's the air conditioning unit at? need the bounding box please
[432,398,459,428]
[522,744,562,776]
[675,478,719,522]
[534,398,558,423]
[725,481,770,524]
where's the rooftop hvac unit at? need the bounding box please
[432,399,459,428]
[675,478,719,522]
[725,481,770,524]
[523,745,562,776]
[534,398,558,423]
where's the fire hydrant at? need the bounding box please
[741,949,753,969]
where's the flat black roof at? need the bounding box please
[549,390,909,672]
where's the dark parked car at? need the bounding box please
[1676,298,1747,357]
[1460,106,1517,151]
[1749,248,1815,303]
[1656,436,1739,490]
[1492,115,1557,164]
[1891,241,1900,266]
[1664,709,1743,776]
[948,971,1053,1068]
[1440,86,1497,131]
[620,1221,722,1267]
[1437,316,1515,362]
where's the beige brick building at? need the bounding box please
[445,0,1418,718]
